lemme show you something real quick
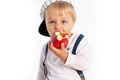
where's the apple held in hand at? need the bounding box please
[51,31,69,49]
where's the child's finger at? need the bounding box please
[48,41,51,47]
[61,43,65,50]
[48,41,53,49]
[48,42,57,51]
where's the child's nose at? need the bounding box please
[54,24,62,31]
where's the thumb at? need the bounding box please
[61,43,65,50]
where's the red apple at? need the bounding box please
[51,31,69,49]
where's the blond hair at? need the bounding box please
[45,1,76,22]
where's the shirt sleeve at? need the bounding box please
[64,37,92,71]
[37,44,46,80]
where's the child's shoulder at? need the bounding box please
[72,32,86,40]
[72,32,88,46]
[72,32,83,36]
[42,42,48,50]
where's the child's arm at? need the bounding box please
[65,37,92,71]
[48,42,68,63]
[48,37,92,71]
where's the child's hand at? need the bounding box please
[48,41,68,63]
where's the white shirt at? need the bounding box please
[37,33,92,80]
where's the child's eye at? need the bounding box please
[49,21,55,24]
[62,20,67,24]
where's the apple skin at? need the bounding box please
[51,32,68,49]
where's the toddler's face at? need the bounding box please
[45,6,75,38]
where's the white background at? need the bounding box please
[0,0,120,80]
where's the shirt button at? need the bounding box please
[67,48,70,50]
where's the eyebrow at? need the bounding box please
[47,18,54,21]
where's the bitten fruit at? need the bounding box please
[51,31,68,49]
